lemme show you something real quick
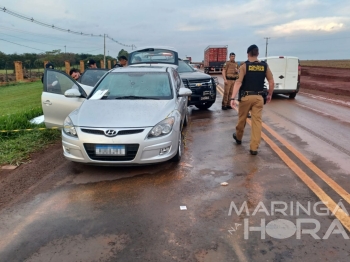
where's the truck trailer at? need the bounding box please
[204,45,228,74]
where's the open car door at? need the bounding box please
[41,69,94,128]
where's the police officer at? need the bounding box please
[113,55,128,68]
[222,52,239,110]
[230,44,274,155]
[87,59,98,69]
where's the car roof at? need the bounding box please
[132,46,178,53]
[110,66,170,73]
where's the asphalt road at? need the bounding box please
[0,75,350,262]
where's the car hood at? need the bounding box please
[179,71,211,80]
[72,99,176,128]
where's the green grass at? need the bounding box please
[0,81,43,115]
[0,81,60,166]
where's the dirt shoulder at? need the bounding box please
[301,66,350,96]
[0,141,65,210]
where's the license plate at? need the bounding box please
[200,96,210,100]
[275,83,282,88]
[95,145,126,156]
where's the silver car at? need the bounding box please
[42,66,192,165]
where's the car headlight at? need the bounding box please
[63,116,78,137]
[148,117,175,138]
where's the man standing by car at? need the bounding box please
[69,68,81,81]
[222,52,238,110]
[113,55,128,68]
[87,59,98,69]
[230,45,274,155]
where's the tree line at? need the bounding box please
[0,49,129,70]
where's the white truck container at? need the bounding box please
[261,56,301,99]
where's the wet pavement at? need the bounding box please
[0,76,350,261]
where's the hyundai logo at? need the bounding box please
[105,130,118,137]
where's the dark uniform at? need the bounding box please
[222,60,238,109]
[231,45,274,155]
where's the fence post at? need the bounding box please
[14,61,24,82]
[100,60,105,69]
[108,60,111,69]
[65,61,70,75]
[80,60,85,73]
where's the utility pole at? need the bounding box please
[264,37,270,57]
[64,45,66,53]
[103,34,106,68]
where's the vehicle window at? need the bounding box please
[172,69,182,91]
[79,69,108,86]
[92,72,173,99]
[177,61,195,73]
[44,70,78,95]
[129,49,176,65]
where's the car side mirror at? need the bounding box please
[178,87,192,97]
[64,88,82,97]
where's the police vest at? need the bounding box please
[241,61,267,92]
[225,61,238,78]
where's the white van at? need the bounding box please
[261,56,300,99]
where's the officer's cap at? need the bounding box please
[247,44,259,53]
[118,55,128,61]
[87,59,96,65]
[45,62,54,69]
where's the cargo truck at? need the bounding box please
[204,45,228,74]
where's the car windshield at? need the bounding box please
[91,72,173,100]
[129,48,176,64]
[79,69,109,86]
[177,61,195,73]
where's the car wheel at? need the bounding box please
[195,102,214,110]
[171,132,183,162]
[289,93,297,99]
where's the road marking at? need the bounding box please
[216,84,350,231]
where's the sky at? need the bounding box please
[1,0,350,61]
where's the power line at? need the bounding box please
[0,25,101,45]
[0,31,67,48]
[0,30,101,50]
[0,38,47,52]
[0,6,135,48]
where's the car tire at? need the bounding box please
[195,102,214,110]
[289,93,297,99]
[171,132,183,162]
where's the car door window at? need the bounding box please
[44,69,80,95]
[172,69,182,92]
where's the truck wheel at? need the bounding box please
[171,132,183,162]
[289,93,297,99]
[195,103,214,110]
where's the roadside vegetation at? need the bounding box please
[0,81,60,166]
[301,60,350,68]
